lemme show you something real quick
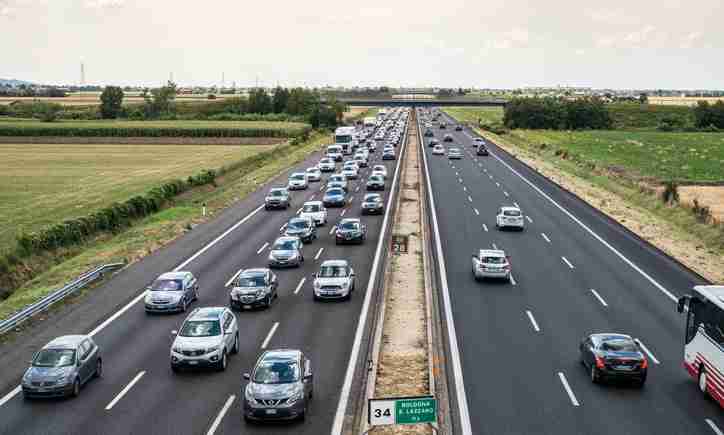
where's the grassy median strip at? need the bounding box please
[0,132,329,321]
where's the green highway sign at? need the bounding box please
[369,395,437,426]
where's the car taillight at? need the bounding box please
[641,358,648,369]
[595,356,605,369]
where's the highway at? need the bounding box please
[0,117,405,435]
[419,109,723,435]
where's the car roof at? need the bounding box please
[479,249,506,257]
[240,268,268,277]
[364,193,382,199]
[269,187,287,192]
[321,259,349,267]
[190,306,226,320]
[340,217,361,224]
[303,200,323,206]
[44,335,87,349]
[275,236,300,243]
[501,206,521,211]
[590,333,632,341]
[157,271,190,280]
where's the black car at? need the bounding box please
[455,125,463,131]
[579,333,648,387]
[229,268,278,310]
[281,216,317,243]
[477,145,489,156]
[443,134,453,142]
[428,138,439,147]
[439,122,447,129]
[382,150,396,160]
[335,218,367,244]
[424,128,434,137]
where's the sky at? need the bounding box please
[1,0,722,89]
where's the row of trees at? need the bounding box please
[503,97,612,130]
[692,101,724,129]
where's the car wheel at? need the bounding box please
[171,364,180,373]
[94,359,103,378]
[194,287,199,301]
[635,376,646,388]
[590,365,600,384]
[71,378,81,398]
[218,350,227,372]
[231,333,239,355]
[265,295,272,308]
[180,297,187,313]
[699,368,709,396]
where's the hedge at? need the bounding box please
[0,124,310,138]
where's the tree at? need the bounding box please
[326,95,348,125]
[100,86,124,119]
[639,93,648,104]
[272,87,290,113]
[247,88,272,114]
[141,81,177,118]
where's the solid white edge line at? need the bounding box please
[314,247,324,260]
[706,419,724,435]
[562,256,575,269]
[558,372,580,406]
[526,310,540,332]
[256,242,269,255]
[206,394,236,435]
[225,268,243,288]
[261,322,279,349]
[541,233,551,243]
[637,340,660,364]
[0,386,21,407]
[417,112,473,435]
[331,116,408,435]
[590,289,608,307]
[105,370,146,411]
[294,277,306,295]
[487,150,678,303]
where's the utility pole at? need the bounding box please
[80,62,86,87]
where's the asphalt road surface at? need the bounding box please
[0,122,403,435]
[419,109,722,435]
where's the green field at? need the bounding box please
[442,107,504,125]
[509,130,724,183]
[0,119,310,137]
[0,143,273,252]
[607,103,694,129]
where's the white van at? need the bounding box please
[326,144,343,162]
[335,126,357,155]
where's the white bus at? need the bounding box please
[334,126,357,155]
[677,285,724,407]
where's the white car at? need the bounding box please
[432,144,445,155]
[299,200,328,226]
[305,167,322,182]
[170,307,239,372]
[287,172,308,190]
[341,166,359,180]
[327,173,348,191]
[371,165,387,178]
[368,142,377,151]
[313,259,355,301]
[318,158,336,172]
[496,206,525,231]
[474,138,485,147]
[472,249,511,282]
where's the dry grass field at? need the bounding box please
[0,143,273,251]
[0,94,225,106]
[649,96,724,106]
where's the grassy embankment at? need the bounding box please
[0,132,329,320]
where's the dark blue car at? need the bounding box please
[323,187,346,208]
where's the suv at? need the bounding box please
[313,259,355,300]
[243,349,313,422]
[170,307,239,372]
[327,173,348,192]
[299,201,328,226]
[268,236,304,268]
[471,249,511,282]
[496,206,525,231]
[361,193,384,214]
[265,187,291,210]
[144,271,199,314]
[22,335,102,398]
[335,218,367,245]
[229,268,278,310]
[287,172,308,190]
[280,216,317,243]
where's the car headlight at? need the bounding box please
[313,280,320,289]
[245,386,258,404]
[256,289,265,298]
[172,345,183,353]
[144,294,152,304]
[286,388,304,405]
[57,374,74,385]
[206,345,220,354]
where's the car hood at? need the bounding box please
[148,290,183,301]
[231,285,266,295]
[285,227,311,236]
[315,277,350,287]
[324,193,344,200]
[247,382,301,400]
[363,201,382,207]
[24,366,74,382]
[173,335,222,350]
[300,211,324,219]
[270,249,296,258]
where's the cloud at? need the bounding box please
[487,27,530,49]
[595,25,668,48]
[85,0,124,8]
[680,31,703,48]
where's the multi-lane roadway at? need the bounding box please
[419,108,722,435]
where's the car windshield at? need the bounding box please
[237,275,266,287]
[269,190,284,197]
[179,320,221,337]
[303,204,320,212]
[340,222,360,231]
[365,195,381,203]
[450,149,460,153]
[320,159,331,164]
[327,189,343,196]
[601,338,637,352]
[319,265,348,278]
[330,176,343,182]
[503,210,521,217]
[33,349,76,367]
[150,279,183,291]
[273,240,296,250]
[369,176,383,182]
[307,168,318,173]
[290,174,305,180]
[288,219,310,229]
[253,360,300,384]
[482,256,506,264]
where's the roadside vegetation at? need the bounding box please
[0,132,330,318]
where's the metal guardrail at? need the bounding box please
[0,263,124,335]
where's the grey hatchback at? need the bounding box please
[22,335,102,399]
[243,349,313,422]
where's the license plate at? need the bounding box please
[266,409,277,415]
[614,365,633,371]
[243,305,252,309]
[188,361,198,365]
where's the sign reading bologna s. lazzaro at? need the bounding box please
[368,395,437,426]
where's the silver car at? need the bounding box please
[305,167,322,182]
[144,271,199,313]
[22,335,102,398]
[243,349,314,422]
[229,268,278,310]
[313,259,355,301]
[287,172,308,190]
[170,307,239,372]
[268,236,304,268]
[472,249,511,282]
[265,187,291,210]
[496,206,525,231]
[318,158,336,172]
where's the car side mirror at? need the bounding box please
[677,296,688,313]
[304,373,313,382]
[171,330,178,336]
[243,373,250,381]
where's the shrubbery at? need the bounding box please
[503,97,612,130]
[693,101,724,129]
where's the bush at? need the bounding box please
[503,97,611,130]
[692,198,712,223]
[661,181,679,204]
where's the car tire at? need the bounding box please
[590,365,600,384]
[180,297,187,313]
[231,333,239,355]
[71,378,80,398]
[635,377,646,388]
[171,364,180,373]
[699,368,709,396]
[94,359,103,378]
[265,295,272,308]
[194,287,199,301]
[218,350,227,372]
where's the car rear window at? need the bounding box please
[503,210,521,217]
[303,204,320,212]
[601,338,637,352]
[482,257,505,264]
